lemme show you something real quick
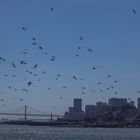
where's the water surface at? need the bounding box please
[0,124,140,140]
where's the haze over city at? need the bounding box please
[0,0,140,115]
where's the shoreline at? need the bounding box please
[1,120,140,128]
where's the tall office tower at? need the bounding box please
[138,97,140,109]
[73,98,82,112]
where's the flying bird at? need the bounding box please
[73,76,77,80]
[20,99,23,101]
[0,57,6,62]
[27,81,32,86]
[22,27,28,30]
[82,91,86,94]
[81,87,86,90]
[33,64,38,69]
[107,75,111,78]
[62,86,67,88]
[39,46,43,50]
[76,54,80,57]
[137,91,140,93]
[20,61,27,65]
[50,8,54,11]
[22,89,28,92]
[42,71,45,74]
[22,49,28,55]
[12,62,16,68]
[32,37,36,41]
[33,42,37,45]
[78,46,81,50]
[132,9,136,14]
[92,67,96,70]
[87,48,93,52]
[80,36,84,40]
[57,74,61,77]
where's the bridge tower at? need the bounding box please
[24,105,27,121]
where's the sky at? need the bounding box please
[0,0,140,117]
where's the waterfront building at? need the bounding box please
[64,111,68,120]
[74,98,82,112]
[67,99,85,121]
[85,105,96,119]
[108,98,127,111]
[138,97,140,109]
[129,101,134,107]
[96,102,110,117]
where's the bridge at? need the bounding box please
[0,105,63,121]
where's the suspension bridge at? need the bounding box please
[0,105,63,121]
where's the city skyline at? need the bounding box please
[0,0,140,115]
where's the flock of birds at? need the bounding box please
[0,8,139,107]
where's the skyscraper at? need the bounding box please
[137,97,140,109]
[74,98,82,112]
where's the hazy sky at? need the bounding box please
[0,0,140,116]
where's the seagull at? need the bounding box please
[137,91,140,93]
[87,48,93,52]
[12,75,16,77]
[82,91,85,94]
[100,89,103,93]
[32,37,36,41]
[22,49,28,55]
[80,36,84,40]
[107,75,111,78]
[57,74,61,77]
[27,81,32,86]
[42,71,45,74]
[4,74,8,77]
[51,58,55,61]
[79,78,84,80]
[12,62,16,68]
[22,27,27,30]
[132,9,136,14]
[33,64,38,69]
[22,89,28,92]
[20,99,23,101]
[78,46,81,50]
[73,76,77,80]
[29,71,32,74]
[33,42,37,45]
[81,87,86,90]
[39,46,43,50]
[50,8,54,11]
[20,61,27,65]
[76,54,80,57]
[0,57,6,62]
[62,86,67,88]
[33,74,38,77]
[8,86,12,89]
